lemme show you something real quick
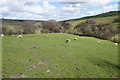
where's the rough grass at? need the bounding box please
[2,33,118,78]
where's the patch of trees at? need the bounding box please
[1,19,64,34]
[60,21,72,32]
[21,21,36,34]
[73,19,119,42]
[42,20,63,33]
[1,21,23,35]
[2,26,23,35]
[21,20,63,34]
[113,17,120,23]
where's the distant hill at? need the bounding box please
[60,11,120,22]
[59,11,120,42]
[1,11,120,42]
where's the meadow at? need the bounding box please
[2,33,118,78]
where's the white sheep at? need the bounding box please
[114,43,118,46]
[69,37,71,40]
[66,38,70,43]
[11,34,14,36]
[17,35,22,38]
[47,70,50,73]
[1,34,4,38]
[97,41,100,43]
[74,38,77,40]
[45,35,48,38]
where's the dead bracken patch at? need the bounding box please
[31,46,37,48]
[61,70,66,72]
[54,45,56,47]
[23,46,38,50]
[74,68,80,71]
[60,44,66,46]
[33,41,36,43]
[62,56,72,61]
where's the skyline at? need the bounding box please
[1,0,119,21]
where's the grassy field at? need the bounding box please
[2,33,118,78]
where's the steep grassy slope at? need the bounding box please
[2,33,118,78]
[60,11,119,22]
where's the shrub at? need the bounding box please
[113,17,120,23]
[102,30,113,40]
[8,29,13,35]
[60,22,72,32]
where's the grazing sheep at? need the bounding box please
[97,41,100,43]
[11,34,14,36]
[17,35,22,38]
[45,35,48,38]
[114,43,118,46]
[47,70,50,73]
[66,39,70,43]
[69,37,71,40]
[1,34,4,38]
[74,38,77,40]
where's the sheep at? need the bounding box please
[45,35,48,38]
[114,43,118,46]
[17,35,22,38]
[47,70,50,73]
[74,38,77,40]
[97,41,100,43]
[1,34,4,38]
[66,39,70,43]
[69,37,71,40]
[11,34,14,36]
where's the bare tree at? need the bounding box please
[21,20,36,34]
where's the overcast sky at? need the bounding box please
[0,0,119,21]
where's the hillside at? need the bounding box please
[2,33,118,78]
[1,11,119,78]
[60,11,119,22]
[59,11,120,42]
[1,11,120,42]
